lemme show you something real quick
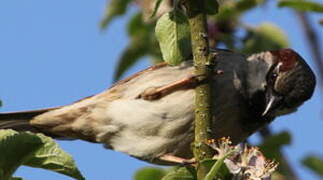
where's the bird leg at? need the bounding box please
[137,68,224,101]
[159,154,196,166]
[137,75,200,101]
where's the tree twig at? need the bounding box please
[183,0,216,179]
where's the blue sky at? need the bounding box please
[0,0,322,180]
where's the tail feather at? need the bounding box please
[0,108,59,137]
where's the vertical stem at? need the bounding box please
[183,0,216,179]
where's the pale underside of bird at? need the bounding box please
[0,49,316,165]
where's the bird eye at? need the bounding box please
[266,64,280,86]
[272,73,278,79]
[267,72,278,85]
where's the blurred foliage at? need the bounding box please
[133,167,196,180]
[302,155,323,177]
[205,0,220,15]
[113,12,162,80]
[258,131,291,160]
[100,0,280,79]
[10,178,23,180]
[134,167,167,180]
[100,0,132,29]
[258,131,291,177]
[278,0,323,13]
[242,23,289,54]
[161,167,196,180]
[0,129,84,180]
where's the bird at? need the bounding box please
[0,48,316,165]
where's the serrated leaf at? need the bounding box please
[155,10,191,65]
[302,155,323,177]
[242,23,289,54]
[100,0,132,29]
[278,0,323,13]
[162,167,196,180]
[23,133,85,180]
[134,167,166,180]
[0,130,44,180]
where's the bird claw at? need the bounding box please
[137,87,163,101]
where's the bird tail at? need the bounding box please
[0,108,59,137]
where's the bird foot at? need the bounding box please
[137,75,200,101]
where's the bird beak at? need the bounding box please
[262,89,283,117]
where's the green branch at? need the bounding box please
[183,0,216,179]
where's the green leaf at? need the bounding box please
[0,130,44,180]
[205,0,219,15]
[236,0,266,12]
[155,10,191,65]
[114,13,162,80]
[23,133,85,180]
[113,37,148,81]
[278,0,323,13]
[162,167,196,180]
[258,131,291,177]
[242,23,289,54]
[134,167,166,180]
[204,151,234,180]
[127,13,154,37]
[128,13,145,37]
[302,155,323,177]
[100,0,132,29]
[216,0,265,21]
[0,130,84,180]
[258,131,291,159]
[10,178,23,180]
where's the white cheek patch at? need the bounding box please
[233,71,242,90]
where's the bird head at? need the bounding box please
[247,49,316,118]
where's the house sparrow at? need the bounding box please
[0,49,316,164]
